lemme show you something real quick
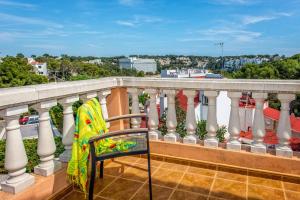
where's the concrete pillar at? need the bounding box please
[98,90,111,128]
[127,88,141,129]
[276,94,295,158]
[183,90,197,144]
[163,90,178,142]
[227,92,242,151]
[0,105,35,194]
[204,91,219,148]
[59,95,79,162]
[33,100,62,176]
[145,88,160,140]
[251,93,267,154]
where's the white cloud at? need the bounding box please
[116,15,162,27]
[0,0,36,8]
[242,16,276,25]
[0,13,63,28]
[179,28,261,43]
[23,44,64,50]
[116,20,136,27]
[212,0,255,5]
[241,12,293,25]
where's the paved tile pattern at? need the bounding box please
[61,156,300,200]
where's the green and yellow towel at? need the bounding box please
[67,98,136,194]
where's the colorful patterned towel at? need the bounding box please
[67,98,136,194]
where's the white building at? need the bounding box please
[119,57,157,73]
[85,59,102,65]
[28,58,48,76]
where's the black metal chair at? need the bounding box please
[88,113,152,200]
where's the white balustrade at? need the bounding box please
[227,92,242,151]
[251,93,267,154]
[145,88,160,140]
[98,90,111,128]
[0,105,35,194]
[0,77,299,196]
[59,95,79,162]
[276,94,295,157]
[127,88,141,129]
[163,90,178,142]
[80,91,98,103]
[204,91,219,148]
[183,90,197,144]
[33,100,61,176]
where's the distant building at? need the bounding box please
[85,59,102,65]
[27,58,48,76]
[119,57,157,73]
[160,69,221,79]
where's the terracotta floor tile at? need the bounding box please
[285,190,300,200]
[210,178,246,200]
[131,184,173,200]
[135,157,163,167]
[177,173,213,195]
[170,190,208,200]
[121,164,156,182]
[247,184,284,200]
[93,175,116,194]
[248,172,282,189]
[282,176,300,192]
[104,161,128,176]
[152,168,184,188]
[217,167,247,183]
[160,157,189,171]
[188,162,216,177]
[114,156,141,164]
[99,178,143,200]
[62,191,86,200]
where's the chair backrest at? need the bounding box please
[88,113,149,162]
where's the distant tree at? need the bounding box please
[0,56,48,88]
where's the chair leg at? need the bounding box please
[100,161,104,179]
[147,151,153,200]
[89,162,96,200]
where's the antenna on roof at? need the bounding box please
[215,42,224,69]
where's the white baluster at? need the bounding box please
[227,92,242,151]
[33,100,62,176]
[183,90,197,144]
[0,105,35,194]
[127,88,141,129]
[59,95,79,162]
[251,93,267,154]
[98,90,111,129]
[204,91,219,148]
[163,89,178,143]
[145,88,160,140]
[276,94,295,157]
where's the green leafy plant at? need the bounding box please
[0,137,64,174]
[138,93,150,106]
[196,120,227,142]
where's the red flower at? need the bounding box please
[86,119,91,125]
[74,134,79,138]
[109,143,116,149]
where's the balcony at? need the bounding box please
[0,77,300,200]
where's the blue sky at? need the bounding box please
[0,0,300,56]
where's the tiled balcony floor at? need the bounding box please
[61,156,300,200]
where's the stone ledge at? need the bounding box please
[0,164,70,200]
